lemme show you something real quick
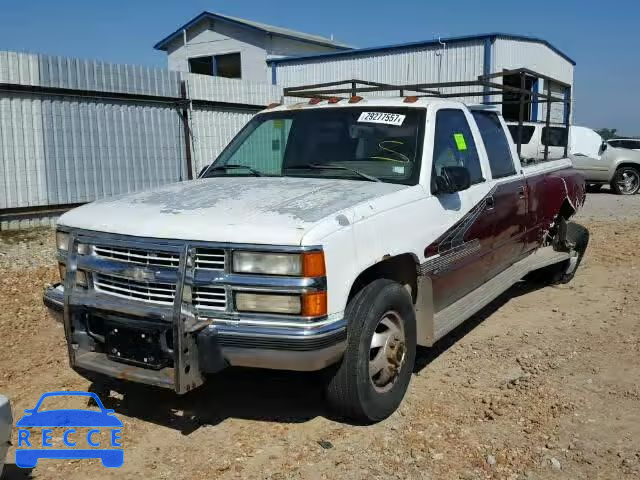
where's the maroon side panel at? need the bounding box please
[524,167,586,253]
[523,172,548,252]
[427,178,527,312]
[429,208,495,312]
[543,168,586,222]
[486,177,527,278]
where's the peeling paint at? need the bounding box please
[59,176,406,245]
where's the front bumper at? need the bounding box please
[44,284,346,392]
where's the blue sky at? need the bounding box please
[0,0,637,134]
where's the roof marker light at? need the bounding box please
[309,98,323,105]
[404,96,419,103]
[348,96,364,103]
[328,97,342,104]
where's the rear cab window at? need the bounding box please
[431,109,484,193]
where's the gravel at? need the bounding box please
[0,191,639,479]
[576,188,640,222]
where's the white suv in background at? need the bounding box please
[506,122,569,162]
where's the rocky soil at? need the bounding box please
[1,190,639,479]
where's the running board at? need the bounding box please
[429,247,570,345]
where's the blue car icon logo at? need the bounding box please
[15,391,123,468]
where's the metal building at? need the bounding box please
[154,11,351,83]
[268,33,575,123]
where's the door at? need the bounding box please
[426,108,495,312]
[472,110,527,277]
[571,154,610,182]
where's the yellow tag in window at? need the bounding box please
[453,133,467,151]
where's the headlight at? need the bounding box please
[235,291,327,316]
[232,251,325,276]
[58,263,67,282]
[235,292,301,314]
[56,231,69,251]
[58,263,88,287]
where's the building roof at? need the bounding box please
[154,11,353,51]
[266,32,576,66]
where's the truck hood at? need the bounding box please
[59,177,406,245]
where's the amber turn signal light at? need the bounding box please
[302,291,327,317]
[302,251,326,277]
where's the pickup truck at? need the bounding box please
[44,97,588,423]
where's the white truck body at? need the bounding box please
[45,96,587,422]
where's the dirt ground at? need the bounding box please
[1,190,639,480]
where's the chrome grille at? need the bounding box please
[193,286,227,311]
[195,248,226,271]
[93,273,176,305]
[94,245,180,268]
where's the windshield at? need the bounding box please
[202,107,426,185]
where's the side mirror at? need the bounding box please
[434,166,472,194]
[599,143,608,154]
[198,165,210,178]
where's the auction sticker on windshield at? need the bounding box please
[358,112,406,126]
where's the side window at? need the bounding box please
[608,140,620,148]
[542,127,568,147]
[432,109,484,189]
[472,111,517,179]
[223,118,292,174]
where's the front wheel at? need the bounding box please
[325,279,416,423]
[611,166,640,195]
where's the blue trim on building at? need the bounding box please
[154,12,353,51]
[531,79,539,121]
[266,32,575,66]
[563,87,570,125]
[271,63,277,85]
[211,55,217,76]
[482,37,492,104]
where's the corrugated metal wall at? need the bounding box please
[274,40,485,103]
[492,37,573,123]
[189,107,257,174]
[0,51,282,229]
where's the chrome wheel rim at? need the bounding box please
[369,310,406,393]
[616,168,640,194]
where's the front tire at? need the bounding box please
[325,279,416,423]
[611,166,640,195]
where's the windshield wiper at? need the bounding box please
[286,163,381,182]
[204,164,263,177]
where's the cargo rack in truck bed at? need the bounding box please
[283,68,572,160]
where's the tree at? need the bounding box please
[596,128,618,141]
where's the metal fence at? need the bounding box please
[0,51,282,229]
